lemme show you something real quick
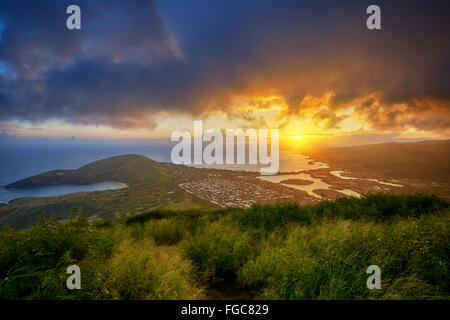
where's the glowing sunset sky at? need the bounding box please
[0,0,449,146]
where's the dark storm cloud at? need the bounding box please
[0,0,182,127]
[0,0,178,78]
[0,0,449,132]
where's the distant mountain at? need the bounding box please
[6,154,171,188]
[305,140,450,183]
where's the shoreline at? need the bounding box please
[0,181,128,204]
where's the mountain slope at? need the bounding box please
[0,155,216,229]
[305,140,450,183]
[1,193,448,300]
[6,154,171,188]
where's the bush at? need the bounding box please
[312,193,448,221]
[234,194,448,233]
[83,239,204,299]
[129,215,211,245]
[130,219,188,245]
[234,202,312,231]
[238,211,450,299]
[0,216,114,299]
[184,220,256,279]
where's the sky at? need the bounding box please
[0,0,449,147]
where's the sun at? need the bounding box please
[282,133,311,149]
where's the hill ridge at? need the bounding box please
[6,154,171,188]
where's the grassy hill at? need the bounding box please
[304,140,450,183]
[0,193,448,300]
[0,155,216,229]
[6,154,171,188]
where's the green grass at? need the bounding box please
[0,193,449,300]
[184,218,257,279]
[238,214,449,299]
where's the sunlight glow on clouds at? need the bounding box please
[0,0,449,146]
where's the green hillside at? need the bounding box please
[6,154,171,188]
[1,193,448,300]
[0,155,216,229]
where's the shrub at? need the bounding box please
[84,239,204,299]
[130,219,188,245]
[234,202,312,231]
[312,193,448,221]
[0,216,114,299]
[238,211,450,299]
[184,220,256,279]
